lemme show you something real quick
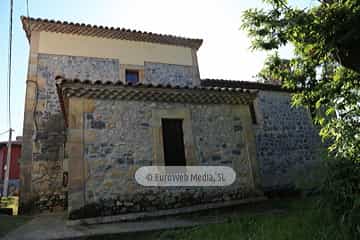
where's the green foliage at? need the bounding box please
[242,1,360,158]
[241,0,360,235]
[320,157,360,237]
[257,52,292,84]
[295,155,360,237]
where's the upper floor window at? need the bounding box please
[125,70,139,84]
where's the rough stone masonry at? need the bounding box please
[66,100,261,219]
[20,17,321,217]
[30,53,212,212]
[27,53,321,215]
[254,91,322,192]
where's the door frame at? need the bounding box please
[151,108,197,166]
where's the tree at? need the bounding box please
[256,52,291,85]
[242,0,360,158]
[242,0,359,236]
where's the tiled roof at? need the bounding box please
[56,76,256,125]
[56,77,256,101]
[201,79,292,92]
[21,16,203,49]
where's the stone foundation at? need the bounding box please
[69,187,261,219]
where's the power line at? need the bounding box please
[0,130,10,136]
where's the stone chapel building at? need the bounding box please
[20,17,321,219]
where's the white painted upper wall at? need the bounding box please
[38,32,194,66]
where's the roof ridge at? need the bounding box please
[200,79,293,92]
[56,76,256,126]
[201,78,276,85]
[21,16,203,49]
[55,76,254,93]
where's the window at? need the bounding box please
[161,119,186,166]
[249,102,257,124]
[125,70,139,84]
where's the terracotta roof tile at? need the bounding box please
[201,79,293,92]
[55,76,255,94]
[56,76,257,125]
[21,16,203,49]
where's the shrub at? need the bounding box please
[319,157,360,238]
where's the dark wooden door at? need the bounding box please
[161,119,186,166]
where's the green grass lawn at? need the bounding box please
[0,214,33,238]
[155,199,345,240]
[92,197,348,240]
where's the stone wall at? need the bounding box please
[30,53,202,211]
[144,62,196,86]
[28,52,322,216]
[254,91,321,191]
[33,54,120,210]
[68,100,260,219]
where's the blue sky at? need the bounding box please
[0,0,313,141]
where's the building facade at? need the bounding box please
[0,138,22,197]
[20,17,321,218]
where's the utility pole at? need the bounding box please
[2,0,14,198]
[3,129,13,197]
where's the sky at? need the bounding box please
[0,0,314,141]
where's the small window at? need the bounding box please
[125,70,139,84]
[249,102,257,124]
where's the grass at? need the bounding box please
[0,198,348,240]
[91,197,347,240]
[0,214,33,237]
[156,198,345,240]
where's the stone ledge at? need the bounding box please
[66,196,267,226]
